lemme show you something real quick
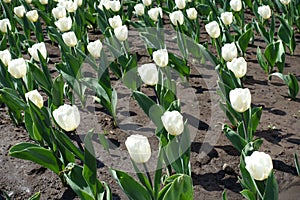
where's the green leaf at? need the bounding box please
[251,107,262,133]
[28,62,52,95]
[294,153,300,176]
[223,125,247,152]
[240,189,256,200]
[270,73,299,99]
[9,143,60,174]
[238,28,252,54]
[110,169,152,200]
[51,75,65,108]
[28,192,41,200]
[263,171,278,200]
[222,190,227,200]
[98,133,110,153]
[257,47,269,74]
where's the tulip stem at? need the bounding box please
[241,112,248,142]
[143,163,153,188]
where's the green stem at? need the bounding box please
[241,112,249,142]
[143,163,153,189]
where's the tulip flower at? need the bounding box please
[14,5,26,18]
[108,15,122,29]
[39,0,48,5]
[109,0,121,12]
[3,0,11,3]
[205,21,220,39]
[186,8,198,20]
[114,25,128,42]
[25,0,32,3]
[98,0,111,10]
[142,0,152,6]
[28,42,47,62]
[62,31,78,47]
[221,42,237,61]
[52,6,67,19]
[170,11,184,26]
[161,111,184,136]
[230,0,242,12]
[0,49,11,66]
[221,12,233,26]
[137,63,159,86]
[280,0,291,5]
[148,7,163,22]
[258,5,271,20]
[134,3,144,16]
[125,134,151,164]
[25,90,44,108]
[8,58,27,79]
[87,40,103,58]
[26,10,39,22]
[226,57,247,78]
[229,88,251,113]
[153,49,168,67]
[0,19,11,33]
[175,0,186,10]
[245,151,273,181]
[65,1,78,13]
[55,16,72,32]
[53,104,80,132]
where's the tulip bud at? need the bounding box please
[221,42,237,61]
[175,0,186,10]
[134,3,144,16]
[28,42,47,62]
[186,8,198,20]
[108,15,122,29]
[138,63,158,86]
[114,25,128,42]
[62,31,78,47]
[8,58,27,79]
[0,49,11,66]
[0,19,11,33]
[245,151,273,181]
[87,40,103,58]
[52,6,67,19]
[170,10,184,26]
[53,104,80,132]
[142,0,152,6]
[125,135,151,164]
[39,0,48,5]
[98,0,111,10]
[25,0,32,3]
[229,88,251,113]
[26,10,39,22]
[14,5,26,18]
[230,0,242,12]
[3,0,11,3]
[109,0,121,12]
[25,90,44,108]
[65,1,78,13]
[258,5,271,20]
[221,12,233,25]
[55,16,72,32]
[148,7,163,22]
[205,21,220,39]
[161,111,184,136]
[226,57,247,78]
[153,49,168,67]
[280,0,291,5]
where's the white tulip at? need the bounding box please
[230,0,242,12]
[87,40,103,58]
[142,0,152,6]
[205,21,220,39]
[53,104,80,132]
[25,90,44,108]
[134,3,144,16]
[138,63,158,86]
[153,49,168,67]
[0,49,11,66]
[226,57,247,78]
[109,0,121,12]
[26,10,39,22]
[258,5,271,20]
[55,16,72,32]
[186,8,198,20]
[125,135,151,164]
[65,1,78,13]
[52,6,67,19]
[98,0,111,10]
[161,111,184,136]
[0,19,11,33]
[3,0,11,3]
[8,58,27,79]
[175,0,186,10]
[108,15,122,29]
[280,0,291,5]
[39,0,48,5]
[14,5,26,18]
[25,0,32,3]
[222,42,237,61]
[229,88,251,113]
[170,10,184,26]
[221,12,233,25]
[245,151,273,181]
[74,0,82,6]
[28,42,47,62]
[62,31,78,47]
[114,25,128,42]
[148,7,163,22]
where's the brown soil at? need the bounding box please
[1,18,300,200]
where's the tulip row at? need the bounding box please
[0,0,299,199]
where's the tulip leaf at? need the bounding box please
[257,47,269,74]
[250,107,262,134]
[222,190,227,200]
[28,62,52,95]
[169,53,190,77]
[238,28,252,54]
[51,75,65,109]
[270,73,299,99]
[140,32,161,50]
[294,153,300,176]
[110,169,152,200]
[277,15,296,54]
[28,191,41,200]
[240,189,256,200]
[223,124,247,152]
[263,171,278,200]
[9,143,60,174]
[130,160,153,196]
